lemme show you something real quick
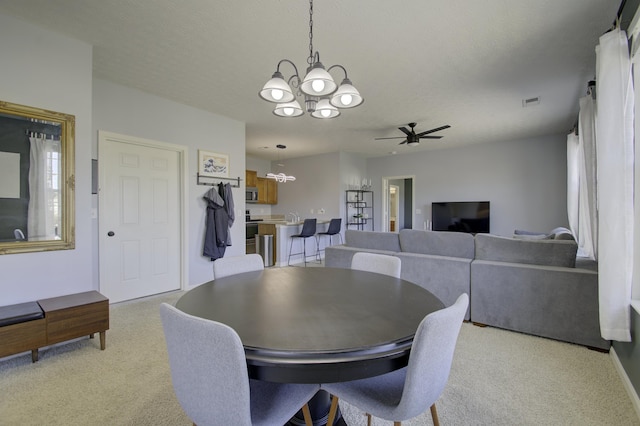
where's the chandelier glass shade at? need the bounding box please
[273,100,304,117]
[330,78,364,108]
[311,98,340,119]
[259,71,295,103]
[258,0,363,119]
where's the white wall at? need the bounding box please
[367,134,568,236]
[92,79,246,288]
[273,152,343,222]
[0,14,93,305]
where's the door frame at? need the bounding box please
[381,175,415,232]
[97,130,189,296]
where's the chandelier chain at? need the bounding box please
[308,0,314,66]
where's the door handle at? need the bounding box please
[107,231,115,237]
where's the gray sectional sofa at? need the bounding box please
[325,229,610,350]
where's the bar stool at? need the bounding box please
[316,218,342,255]
[288,218,320,266]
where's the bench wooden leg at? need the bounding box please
[100,331,106,350]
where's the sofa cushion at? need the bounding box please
[475,233,578,267]
[0,301,44,327]
[344,230,401,252]
[399,229,475,259]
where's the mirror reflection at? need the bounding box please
[0,100,75,254]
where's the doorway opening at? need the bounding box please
[382,176,414,232]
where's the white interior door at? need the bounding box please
[99,132,184,303]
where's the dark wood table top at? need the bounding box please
[176,267,444,383]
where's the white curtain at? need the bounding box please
[567,93,598,260]
[578,94,598,260]
[566,132,580,243]
[28,135,61,240]
[595,28,634,342]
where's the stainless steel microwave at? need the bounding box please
[246,187,258,203]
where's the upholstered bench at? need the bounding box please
[0,301,47,362]
[0,291,109,363]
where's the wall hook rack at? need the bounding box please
[197,173,242,188]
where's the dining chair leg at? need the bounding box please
[302,403,313,426]
[430,403,440,426]
[366,413,372,426]
[326,395,339,426]
[393,422,401,426]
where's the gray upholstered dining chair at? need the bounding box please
[322,293,469,426]
[351,252,401,278]
[159,303,318,426]
[213,253,264,279]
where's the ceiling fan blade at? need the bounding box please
[398,126,412,136]
[415,125,451,137]
[398,139,408,145]
[418,135,443,139]
[375,137,407,140]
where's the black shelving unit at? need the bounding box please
[346,190,374,230]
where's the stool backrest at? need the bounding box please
[299,219,317,237]
[327,218,342,235]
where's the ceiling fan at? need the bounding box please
[375,122,451,146]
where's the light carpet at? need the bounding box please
[0,290,638,426]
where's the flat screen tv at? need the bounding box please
[432,201,490,234]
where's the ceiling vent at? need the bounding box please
[522,97,540,107]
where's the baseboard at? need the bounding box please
[610,347,640,420]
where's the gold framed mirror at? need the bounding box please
[0,100,75,255]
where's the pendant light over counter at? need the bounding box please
[266,145,296,182]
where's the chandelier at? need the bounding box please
[266,145,296,182]
[258,0,364,119]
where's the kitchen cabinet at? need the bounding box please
[256,177,278,205]
[246,170,258,187]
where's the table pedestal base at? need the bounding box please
[288,390,346,426]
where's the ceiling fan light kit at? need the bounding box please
[259,0,363,119]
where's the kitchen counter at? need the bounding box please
[256,219,330,266]
[259,219,331,226]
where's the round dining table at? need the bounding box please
[176,266,444,425]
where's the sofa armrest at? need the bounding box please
[470,260,608,349]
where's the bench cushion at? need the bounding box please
[0,302,44,327]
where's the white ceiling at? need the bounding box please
[0,0,620,161]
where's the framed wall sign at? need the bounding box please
[198,150,229,178]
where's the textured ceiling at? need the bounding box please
[0,0,620,161]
